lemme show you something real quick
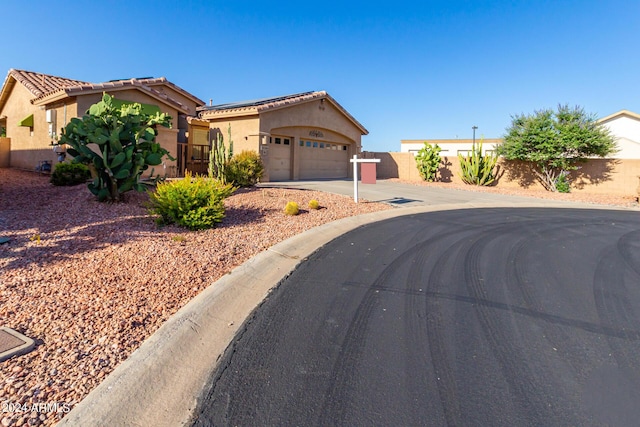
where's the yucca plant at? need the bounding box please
[458,139,498,186]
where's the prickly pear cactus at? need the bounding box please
[60,93,172,202]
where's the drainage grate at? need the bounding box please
[0,327,35,362]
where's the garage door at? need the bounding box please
[268,136,292,181]
[299,140,349,179]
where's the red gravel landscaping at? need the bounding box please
[0,169,390,426]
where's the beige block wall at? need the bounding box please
[365,151,640,196]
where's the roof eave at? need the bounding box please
[598,109,640,124]
[34,84,191,115]
[31,89,71,106]
[252,91,368,135]
[139,77,206,107]
[199,108,259,119]
[0,75,17,114]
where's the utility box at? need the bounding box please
[46,109,56,123]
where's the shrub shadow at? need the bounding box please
[571,159,619,190]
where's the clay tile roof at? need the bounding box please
[199,91,317,112]
[30,77,193,114]
[8,69,90,98]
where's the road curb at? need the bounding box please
[57,200,628,426]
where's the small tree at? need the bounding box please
[60,93,173,202]
[498,104,616,192]
[415,142,442,182]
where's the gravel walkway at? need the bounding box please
[0,169,390,426]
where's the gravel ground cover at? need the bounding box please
[1,169,637,426]
[0,169,390,426]
[387,178,640,208]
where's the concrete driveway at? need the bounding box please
[258,179,599,208]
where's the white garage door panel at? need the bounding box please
[299,146,349,179]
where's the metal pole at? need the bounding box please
[472,126,478,146]
[353,154,359,203]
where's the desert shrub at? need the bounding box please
[415,142,442,182]
[555,172,571,193]
[284,201,299,216]
[226,150,264,187]
[308,199,320,210]
[147,172,235,230]
[50,162,91,186]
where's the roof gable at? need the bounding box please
[199,91,368,135]
[0,69,204,116]
[0,69,90,114]
[31,78,194,114]
[598,109,640,124]
[5,69,89,98]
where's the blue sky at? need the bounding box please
[1,0,638,152]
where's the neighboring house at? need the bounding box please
[192,91,368,181]
[0,69,204,173]
[400,139,503,156]
[597,110,640,159]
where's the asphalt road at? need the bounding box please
[191,208,640,427]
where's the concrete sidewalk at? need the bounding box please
[58,181,633,426]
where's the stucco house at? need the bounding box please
[190,91,368,181]
[597,110,640,159]
[0,69,204,173]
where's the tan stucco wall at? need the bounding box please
[76,90,180,129]
[365,151,640,196]
[198,97,366,181]
[260,100,363,147]
[152,127,179,177]
[0,83,61,169]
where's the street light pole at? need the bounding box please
[472,126,478,146]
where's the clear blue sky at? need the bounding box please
[1,0,638,152]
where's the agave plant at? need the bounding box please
[458,139,498,186]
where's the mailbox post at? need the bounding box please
[350,155,381,203]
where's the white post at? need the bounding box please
[350,156,381,203]
[352,154,359,203]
